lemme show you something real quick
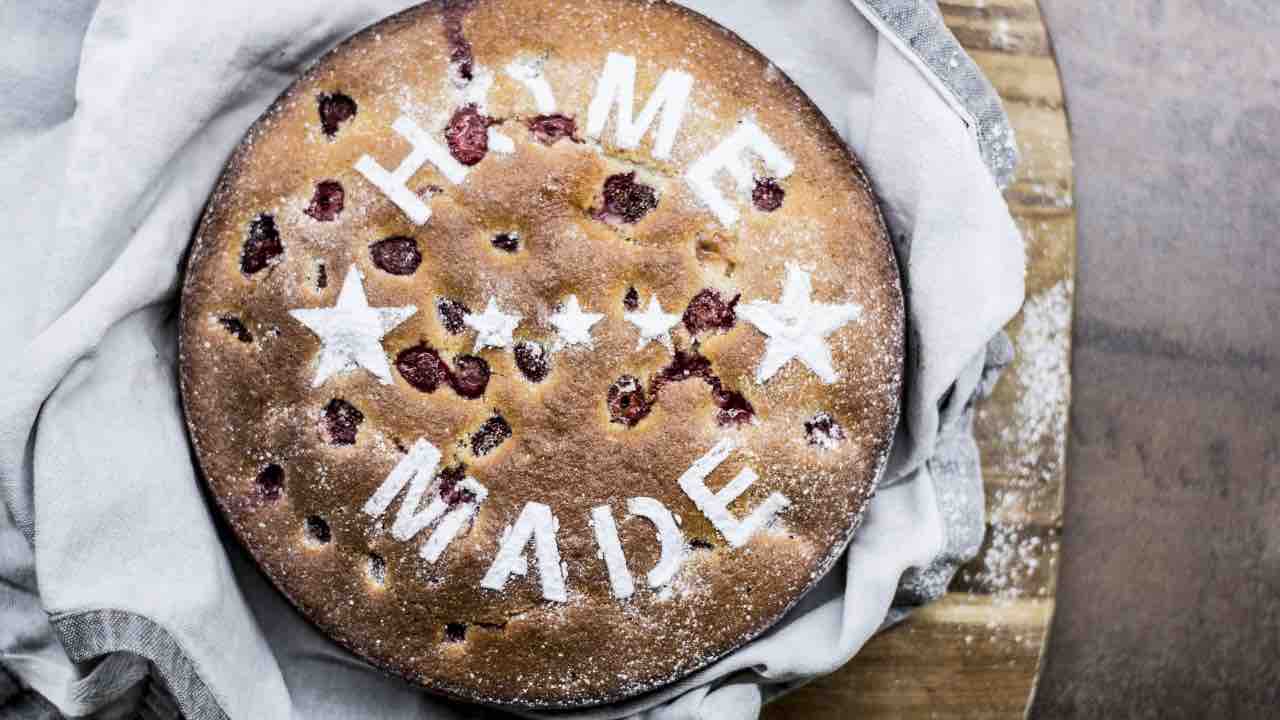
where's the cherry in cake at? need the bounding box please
[513,341,549,382]
[179,0,902,708]
[596,172,657,224]
[682,289,739,335]
[396,344,451,393]
[752,177,785,212]
[369,236,422,275]
[449,355,490,399]
[322,398,363,445]
[491,232,519,253]
[317,92,358,137]
[436,298,470,334]
[305,180,345,221]
[240,214,282,274]
[445,105,493,165]
[527,114,578,145]
[217,316,253,343]
[254,464,284,502]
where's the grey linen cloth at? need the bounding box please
[0,1,1024,718]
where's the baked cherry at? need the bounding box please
[608,375,652,427]
[682,289,739,335]
[317,92,357,137]
[315,262,328,289]
[752,177,785,212]
[305,515,331,544]
[652,348,714,392]
[305,180,345,221]
[623,286,640,311]
[600,172,658,223]
[513,341,549,383]
[445,105,491,166]
[322,398,363,445]
[471,415,512,456]
[527,114,577,145]
[713,388,755,426]
[444,622,468,643]
[441,0,476,81]
[240,214,283,275]
[437,298,470,334]
[369,236,422,276]
[450,355,490,398]
[218,316,253,343]
[396,344,451,393]
[492,232,519,252]
[254,463,284,501]
[437,464,476,507]
[805,411,847,448]
[367,554,387,585]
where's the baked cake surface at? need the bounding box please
[179,0,903,708]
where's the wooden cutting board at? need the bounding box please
[765,1,1074,717]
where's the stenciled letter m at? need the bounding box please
[362,438,488,562]
[586,52,693,160]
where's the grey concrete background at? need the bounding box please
[1031,1,1280,717]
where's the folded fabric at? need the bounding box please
[0,1,1023,718]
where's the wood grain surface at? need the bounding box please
[766,1,1074,717]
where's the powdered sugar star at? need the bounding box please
[288,266,417,388]
[624,295,681,351]
[738,264,862,384]
[464,297,522,352]
[549,295,604,349]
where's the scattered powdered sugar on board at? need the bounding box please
[960,276,1070,649]
[1001,279,1071,485]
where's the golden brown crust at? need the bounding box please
[179,0,903,708]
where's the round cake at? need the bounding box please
[179,0,903,708]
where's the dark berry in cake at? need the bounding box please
[752,177,785,212]
[317,92,357,137]
[367,554,387,585]
[240,214,282,275]
[255,463,284,501]
[396,344,452,393]
[445,105,491,166]
[805,411,847,448]
[513,341,549,383]
[444,622,468,643]
[441,0,476,81]
[436,464,476,507]
[471,415,512,456]
[305,515,332,544]
[218,317,253,343]
[492,233,519,253]
[652,348,713,393]
[369,236,422,276]
[600,172,658,223]
[712,389,755,426]
[437,298,470,334]
[305,180,345,221]
[527,114,577,145]
[682,289,739,335]
[450,355,490,399]
[623,286,640,311]
[315,262,328,289]
[322,398,363,445]
[608,376,652,427]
